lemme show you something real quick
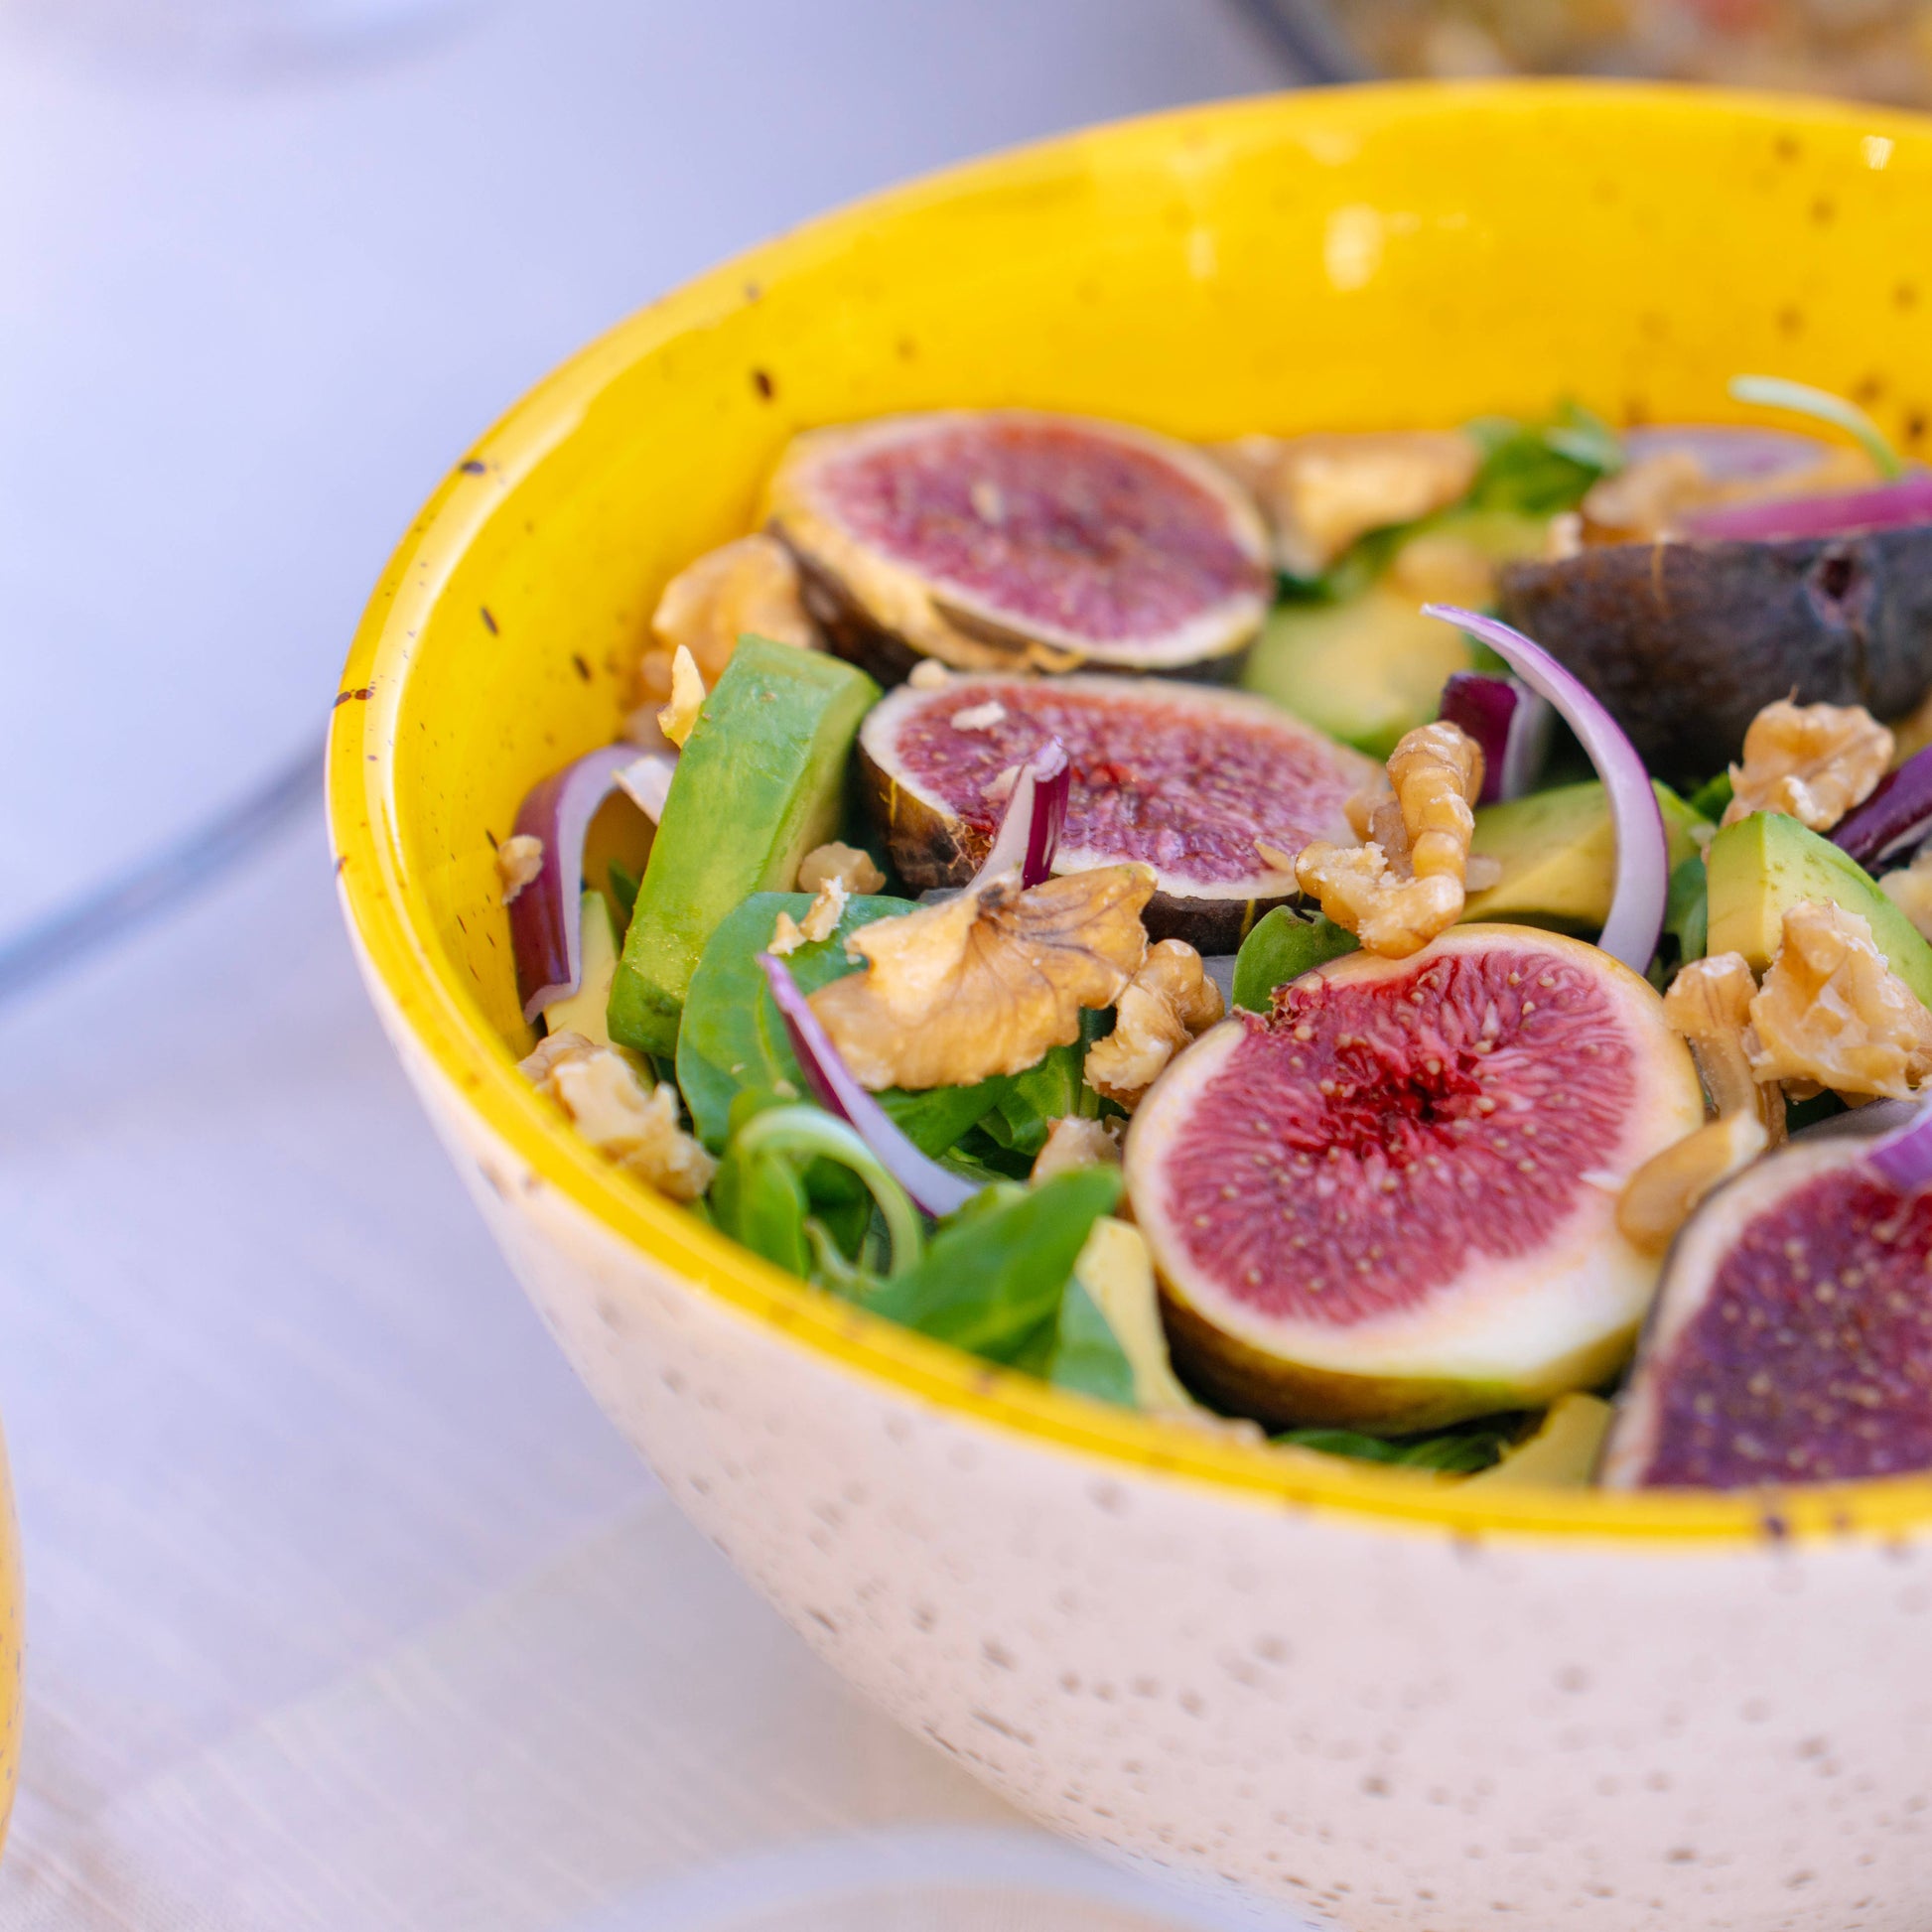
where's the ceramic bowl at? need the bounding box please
[329,83,1932,1931]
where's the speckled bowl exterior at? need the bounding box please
[331,85,1932,1931]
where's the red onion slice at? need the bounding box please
[1681,473,1932,543]
[510,745,675,1022]
[1439,671,1552,805]
[758,952,982,1218]
[1423,605,1669,975]
[1621,424,1835,483]
[1866,1099,1932,1194]
[973,738,1070,890]
[1831,746,1932,870]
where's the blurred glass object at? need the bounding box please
[1266,0,1932,103]
[0,0,483,73]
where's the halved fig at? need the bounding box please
[1497,527,1932,782]
[858,672,1378,952]
[764,411,1272,683]
[1600,1126,1932,1490]
[1125,926,1705,1433]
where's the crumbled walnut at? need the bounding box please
[1881,845,1932,941]
[1615,954,1784,1249]
[1746,899,1932,1098]
[797,842,887,896]
[1664,952,1786,1134]
[646,531,818,689]
[950,701,1007,732]
[655,644,706,749]
[1723,699,1892,832]
[1295,721,1483,958]
[1030,1114,1123,1181]
[767,910,806,956]
[495,833,544,903]
[798,876,847,942]
[1213,431,1479,578]
[1545,511,1584,560]
[1463,854,1503,892]
[1384,528,1497,608]
[809,865,1153,1090]
[1083,939,1225,1108]
[906,658,953,690]
[1617,1112,1770,1253]
[519,1031,718,1201]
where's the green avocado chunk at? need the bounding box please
[608,638,879,1055]
[1705,811,1932,1005]
[1462,780,1710,929]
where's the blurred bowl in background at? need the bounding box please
[1261,0,1932,105]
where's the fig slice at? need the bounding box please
[1124,925,1705,1433]
[1600,1129,1932,1490]
[1496,527,1932,783]
[857,672,1379,952]
[765,411,1273,682]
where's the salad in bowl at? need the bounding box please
[498,380,1932,1494]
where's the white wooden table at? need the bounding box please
[0,5,1310,1924]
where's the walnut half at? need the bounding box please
[1723,699,1892,834]
[1295,720,1484,959]
[1745,899,1932,1099]
[808,865,1154,1091]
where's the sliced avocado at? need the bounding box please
[608,638,879,1055]
[1462,780,1710,929]
[1241,588,1472,759]
[1706,810,1932,1005]
[542,889,621,1046]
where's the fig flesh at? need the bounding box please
[1124,926,1705,1433]
[1601,1130,1932,1489]
[1496,527,1932,782]
[765,411,1273,683]
[858,673,1378,952]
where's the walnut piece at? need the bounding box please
[1881,845,1932,941]
[906,658,952,691]
[950,701,1007,732]
[1617,1111,1770,1254]
[644,531,818,694]
[1746,899,1932,1099]
[809,865,1153,1091]
[495,833,544,903]
[1030,1114,1123,1182]
[1663,952,1786,1134]
[767,910,807,957]
[1083,939,1225,1109]
[798,841,887,896]
[519,1031,717,1202]
[655,644,707,749]
[1722,699,1893,833]
[768,879,847,956]
[1295,720,1483,958]
[1213,431,1479,578]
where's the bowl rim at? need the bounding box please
[329,76,1932,1548]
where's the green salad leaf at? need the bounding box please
[1231,906,1358,1014]
[1465,402,1621,515]
[1044,1280,1138,1407]
[1664,854,1710,965]
[862,1166,1124,1364]
[677,892,1008,1156]
[1275,1418,1522,1474]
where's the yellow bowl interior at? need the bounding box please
[330,80,1932,1545]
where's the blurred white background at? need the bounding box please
[0,5,1308,1927]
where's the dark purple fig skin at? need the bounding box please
[1497,527,1932,783]
[1599,1132,1932,1490]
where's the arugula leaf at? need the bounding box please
[863,1167,1123,1363]
[1231,906,1358,1013]
[608,860,641,923]
[708,1146,811,1277]
[1045,1280,1137,1407]
[1665,855,1709,965]
[677,892,1008,1156]
[1274,1418,1521,1474]
[1686,771,1734,822]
